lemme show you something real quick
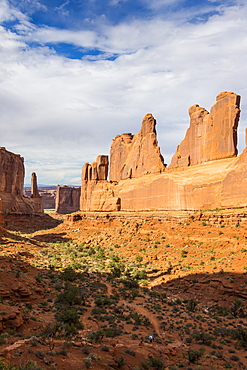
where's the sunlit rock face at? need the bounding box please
[109,114,166,182]
[169,92,240,168]
[79,92,247,212]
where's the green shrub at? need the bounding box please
[187,348,204,363]
[141,356,165,369]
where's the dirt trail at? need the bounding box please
[126,301,162,337]
[105,282,161,337]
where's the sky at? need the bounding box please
[0,0,247,185]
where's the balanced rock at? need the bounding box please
[169,92,241,168]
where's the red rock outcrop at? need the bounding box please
[169,92,240,168]
[0,147,43,213]
[55,185,81,214]
[79,92,247,211]
[110,114,166,182]
[80,155,120,211]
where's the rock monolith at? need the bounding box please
[110,114,166,182]
[169,92,240,168]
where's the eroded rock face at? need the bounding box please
[80,155,120,211]
[55,185,81,214]
[169,92,241,168]
[31,172,40,198]
[110,114,165,182]
[0,147,24,196]
[79,91,247,212]
[0,148,43,213]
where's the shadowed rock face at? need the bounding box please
[109,114,166,182]
[31,172,40,198]
[55,185,81,214]
[169,92,240,168]
[0,147,24,196]
[0,148,43,213]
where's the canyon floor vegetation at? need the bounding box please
[0,209,247,369]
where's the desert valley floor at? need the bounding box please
[1,209,247,369]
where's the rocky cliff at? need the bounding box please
[0,148,43,213]
[110,114,166,182]
[55,185,81,214]
[80,155,120,211]
[169,92,240,168]
[79,91,247,212]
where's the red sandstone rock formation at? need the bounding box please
[55,185,81,214]
[169,92,241,168]
[79,91,247,212]
[0,147,43,213]
[31,172,40,198]
[80,155,120,211]
[110,114,166,182]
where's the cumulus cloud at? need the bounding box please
[0,0,246,185]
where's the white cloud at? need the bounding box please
[55,1,70,16]
[0,0,247,185]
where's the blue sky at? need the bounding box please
[0,0,246,185]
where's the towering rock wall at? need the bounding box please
[110,114,166,182]
[55,185,81,214]
[79,91,247,212]
[0,148,43,213]
[80,155,120,211]
[169,92,240,168]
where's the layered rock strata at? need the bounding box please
[79,91,247,212]
[55,185,81,214]
[110,114,166,182]
[169,92,240,168]
[80,155,120,211]
[0,147,43,213]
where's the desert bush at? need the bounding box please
[230,298,245,317]
[187,348,204,363]
[114,357,125,368]
[81,345,91,354]
[101,345,109,352]
[193,331,214,346]
[55,307,83,336]
[87,330,104,343]
[60,267,78,282]
[124,348,136,356]
[0,334,8,345]
[55,285,82,306]
[141,355,165,369]
[186,299,198,312]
